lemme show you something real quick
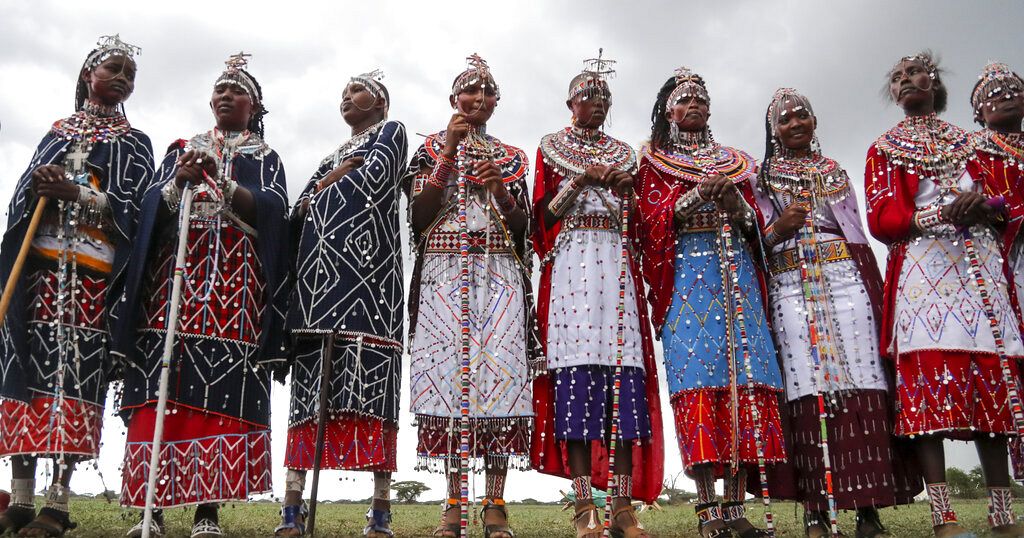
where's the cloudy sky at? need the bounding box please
[1,0,1022,508]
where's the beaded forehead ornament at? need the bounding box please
[215,52,260,104]
[347,69,388,107]
[567,48,614,103]
[767,88,815,135]
[84,34,141,69]
[451,53,500,100]
[972,62,1024,111]
[666,66,709,108]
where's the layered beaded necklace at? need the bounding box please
[874,114,973,184]
[764,152,849,205]
[539,126,635,178]
[646,129,756,185]
[974,128,1024,163]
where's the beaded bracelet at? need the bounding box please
[161,181,182,212]
[674,186,706,220]
[495,190,518,214]
[548,177,584,217]
[428,159,455,190]
[912,205,946,233]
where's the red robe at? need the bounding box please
[529,149,665,504]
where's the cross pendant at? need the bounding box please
[65,144,91,175]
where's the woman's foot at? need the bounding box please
[933,522,974,538]
[432,500,460,537]
[192,504,222,538]
[609,498,649,538]
[991,522,1024,537]
[17,508,76,537]
[572,500,602,538]
[695,502,733,538]
[0,505,36,534]
[854,507,887,538]
[273,503,306,537]
[126,510,165,538]
[481,498,513,538]
[365,500,394,537]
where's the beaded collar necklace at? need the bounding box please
[645,131,756,185]
[874,114,973,174]
[51,103,131,143]
[764,153,849,203]
[321,119,386,169]
[974,128,1024,161]
[539,126,635,178]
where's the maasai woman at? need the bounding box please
[116,53,289,538]
[637,68,785,538]
[530,56,663,538]
[276,70,407,538]
[967,62,1024,484]
[755,88,921,537]
[0,35,152,537]
[406,54,536,538]
[865,51,1024,538]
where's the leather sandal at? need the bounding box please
[432,500,460,537]
[481,498,514,538]
[0,505,36,534]
[364,507,394,537]
[273,504,306,537]
[573,502,603,538]
[609,504,648,538]
[17,507,77,537]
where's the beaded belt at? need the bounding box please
[680,210,719,233]
[563,214,616,231]
[426,230,513,254]
[768,238,851,275]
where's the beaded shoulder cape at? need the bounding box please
[539,126,635,178]
[423,130,527,184]
[874,115,973,169]
[763,153,850,204]
[640,142,756,185]
[972,128,1024,160]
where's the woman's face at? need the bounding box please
[666,95,709,132]
[889,59,935,113]
[569,93,609,129]
[210,82,254,131]
[83,54,136,106]
[341,82,384,126]
[775,99,817,152]
[978,80,1024,131]
[450,80,497,126]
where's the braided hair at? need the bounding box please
[239,68,267,137]
[649,76,678,151]
[759,102,784,216]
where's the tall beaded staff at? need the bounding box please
[0,35,153,536]
[637,68,785,538]
[406,54,537,538]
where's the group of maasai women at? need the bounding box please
[0,34,1023,538]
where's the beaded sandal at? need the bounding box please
[609,504,649,538]
[273,504,307,537]
[481,498,514,538]
[17,507,77,537]
[432,500,460,538]
[190,517,224,538]
[695,502,734,538]
[126,514,165,538]
[364,507,394,537]
[572,502,603,538]
[722,501,771,538]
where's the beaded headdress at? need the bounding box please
[971,62,1023,112]
[451,53,500,100]
[567,49,614,104]
[666,66,709,109]
[888,52,938,81]
[215,52,261,105]
[347,69,388,108]
[84,34,141,70]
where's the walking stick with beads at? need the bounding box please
[793,185,839,536]
[602,191,631,537]
[141,185,195,538]
[700,155,775,535]
[455,139,473,536]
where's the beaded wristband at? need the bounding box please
[548,178,584,217]
[913,205,946,233]
[77,186,110,212]
[161,181,182,212]
[428,160,455,190]
[674,186,706,220]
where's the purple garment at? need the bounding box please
[553,365,651,441]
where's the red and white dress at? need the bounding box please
[865,115,1024,438]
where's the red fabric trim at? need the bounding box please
[894,350,1021,438]
[529,159,664,504]
[0,397,102,457]
[670,387,786,477]
[284,413,397,472]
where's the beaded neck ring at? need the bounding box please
[347,69,388,112]
[972,62,1024,117]
[452,53,500,101]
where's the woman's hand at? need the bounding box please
[32,165,80,201]
[175,150,217,189]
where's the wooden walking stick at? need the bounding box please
[306,332,337,537]
[0,197,48,325]
[141,185,195,538]
[602,195,631,537]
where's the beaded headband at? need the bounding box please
[767,88,815,135]
[215,52,260,105]
[84,34,141,69]
[347,69,388,107]
[451,53,500,100]
[890,53,938,78]
[567,49,615,103]
[666,66,709,108]
[972,62,1024,111]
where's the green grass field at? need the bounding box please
[43,498,1021,537]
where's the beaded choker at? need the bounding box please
[874,114,973,173]
[319,119,386,169]
[764,154,849,203]
[973,128,1024,160]
[539,126,635,178]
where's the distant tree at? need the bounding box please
[391,480,430,504]
[660,471,697,505]
[946,467,983,499]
